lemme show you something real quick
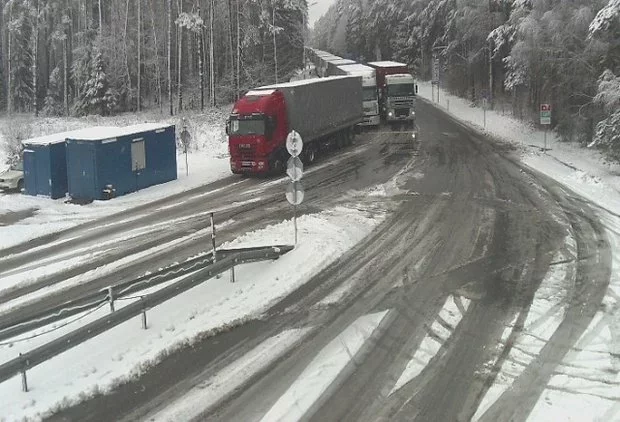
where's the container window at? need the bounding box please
[132,140,146,171]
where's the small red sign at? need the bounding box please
[540,104,551,112]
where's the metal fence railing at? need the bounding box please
[0,245,293,390]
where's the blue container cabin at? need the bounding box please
[21,129,99,199]
[65,124,177,201]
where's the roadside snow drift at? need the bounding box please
[0,205,384,421]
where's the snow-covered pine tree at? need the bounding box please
[74,43,116,116]
[42,66,63,116]
[6,0,34,112]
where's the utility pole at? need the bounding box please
[272,2,278,84]
[177,0,183,113]
[209,0,215,107]
[32,0,40,116]
[137,0,142,112]
[98,0,103,37]
[489,39,493,109]
[236,0,240,99]
[167,0,173,115]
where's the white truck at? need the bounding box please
[368,61,417,129]
[333,63,381,128]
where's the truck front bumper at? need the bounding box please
[231,158,269,174]
[387,114,415,122]
[359,115,381,127]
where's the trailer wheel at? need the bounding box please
[336,136,345,150]
[304,147,316,164]
[271,157,285,175]
[347,129,354,146]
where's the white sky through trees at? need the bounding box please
[309,0,337,26]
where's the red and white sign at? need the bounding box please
[540,104,552,125]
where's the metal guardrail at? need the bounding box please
[0,245,293,386]
[0,246,292,343]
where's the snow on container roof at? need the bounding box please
[337,64,375,73]
[328,59,356,65]
[246,89,276,96]
[22,127,113,146]
[66,123,172,141]
[368,61,408,68]
[256,75,357,90]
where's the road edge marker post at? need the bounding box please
[141,296,148,330]
[19,353,28,392]
[108,286,115,312]
[211,212,217,262]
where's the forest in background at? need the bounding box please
[0,0,307,117]
[313,0,620,159]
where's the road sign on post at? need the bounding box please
[286,182,305,205]
[287,157,303,182]
[286,130,303,157]
[285,131,304,245]
[540,104,552,152]
[540,104,552,125]
[432,57,440,85]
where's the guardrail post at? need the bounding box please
[108,286,115,313]
[141,297,148,330]
[19,353,28,392]
[210,212,217,263]
[230,264,236,284]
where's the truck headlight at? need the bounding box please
[410,110,415,116]
[388,111,394,118]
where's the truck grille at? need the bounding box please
[389,97,415,108]
[237,144,256,161]
[395,108,409,117]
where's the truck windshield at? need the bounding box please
[363,87,378,101]
[11,162,23,171]
[387,84,415,97]
[229,117,265,136]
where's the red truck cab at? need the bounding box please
[227,90,289,174]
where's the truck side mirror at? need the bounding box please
[415,85,419,94]
[225,120,231,135]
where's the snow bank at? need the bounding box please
[0,204,383,421]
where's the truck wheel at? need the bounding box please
[271,158,284,175]
[347,129,354,146]
[304,147,316,164]
[336,136,344,149]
